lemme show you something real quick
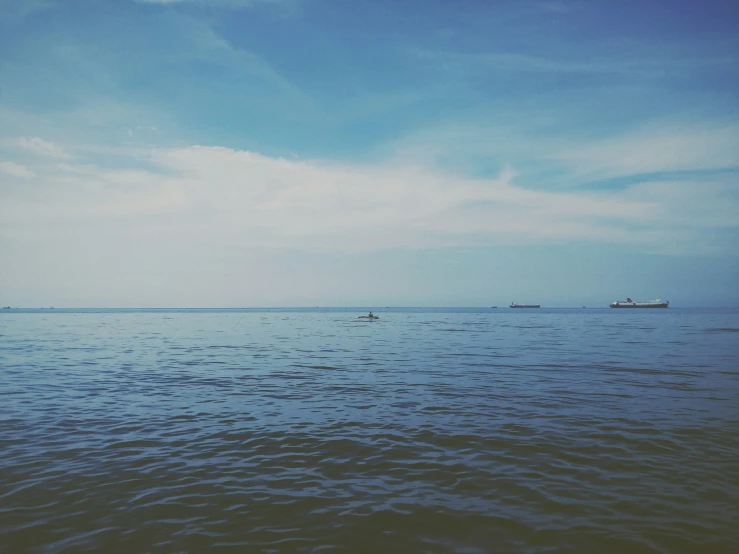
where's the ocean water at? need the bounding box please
[1,308,738,553]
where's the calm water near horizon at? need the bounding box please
[1,308,738,552]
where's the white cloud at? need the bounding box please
[17,136,71,159]
[384,119,739,189]
[0,161,35,178]
[1,143,736,307]
[551,123,739,180]
[137,146,663,248]
[2,144,735,256]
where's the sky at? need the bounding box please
[0,0,738,307]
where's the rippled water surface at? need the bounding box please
[2,308,738,553]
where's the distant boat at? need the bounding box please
[610,298,669,308]
[490,306,497,309]
[2,306,10,309]
[510,303,540,308]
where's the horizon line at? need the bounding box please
[2,305,735,310]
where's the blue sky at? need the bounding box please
[1,0,738,307]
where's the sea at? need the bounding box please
[1,307,737,553]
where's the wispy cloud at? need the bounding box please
[0,7,313,152]
[2,142,736,256]
[550,123,739,181]
[17,136,71,159]
[0,161,35,178]
[180,19,310,103]
[383,117,739,191]
[415,49,738,77]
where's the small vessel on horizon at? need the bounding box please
[610,298,669,308]
[510,303,540,308]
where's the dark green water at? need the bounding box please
[1,308,738,552]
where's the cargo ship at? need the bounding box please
[510,303,540,308]
[609,298,669,308]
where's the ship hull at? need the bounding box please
[610,302,670,308]
[610,304,668,308]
